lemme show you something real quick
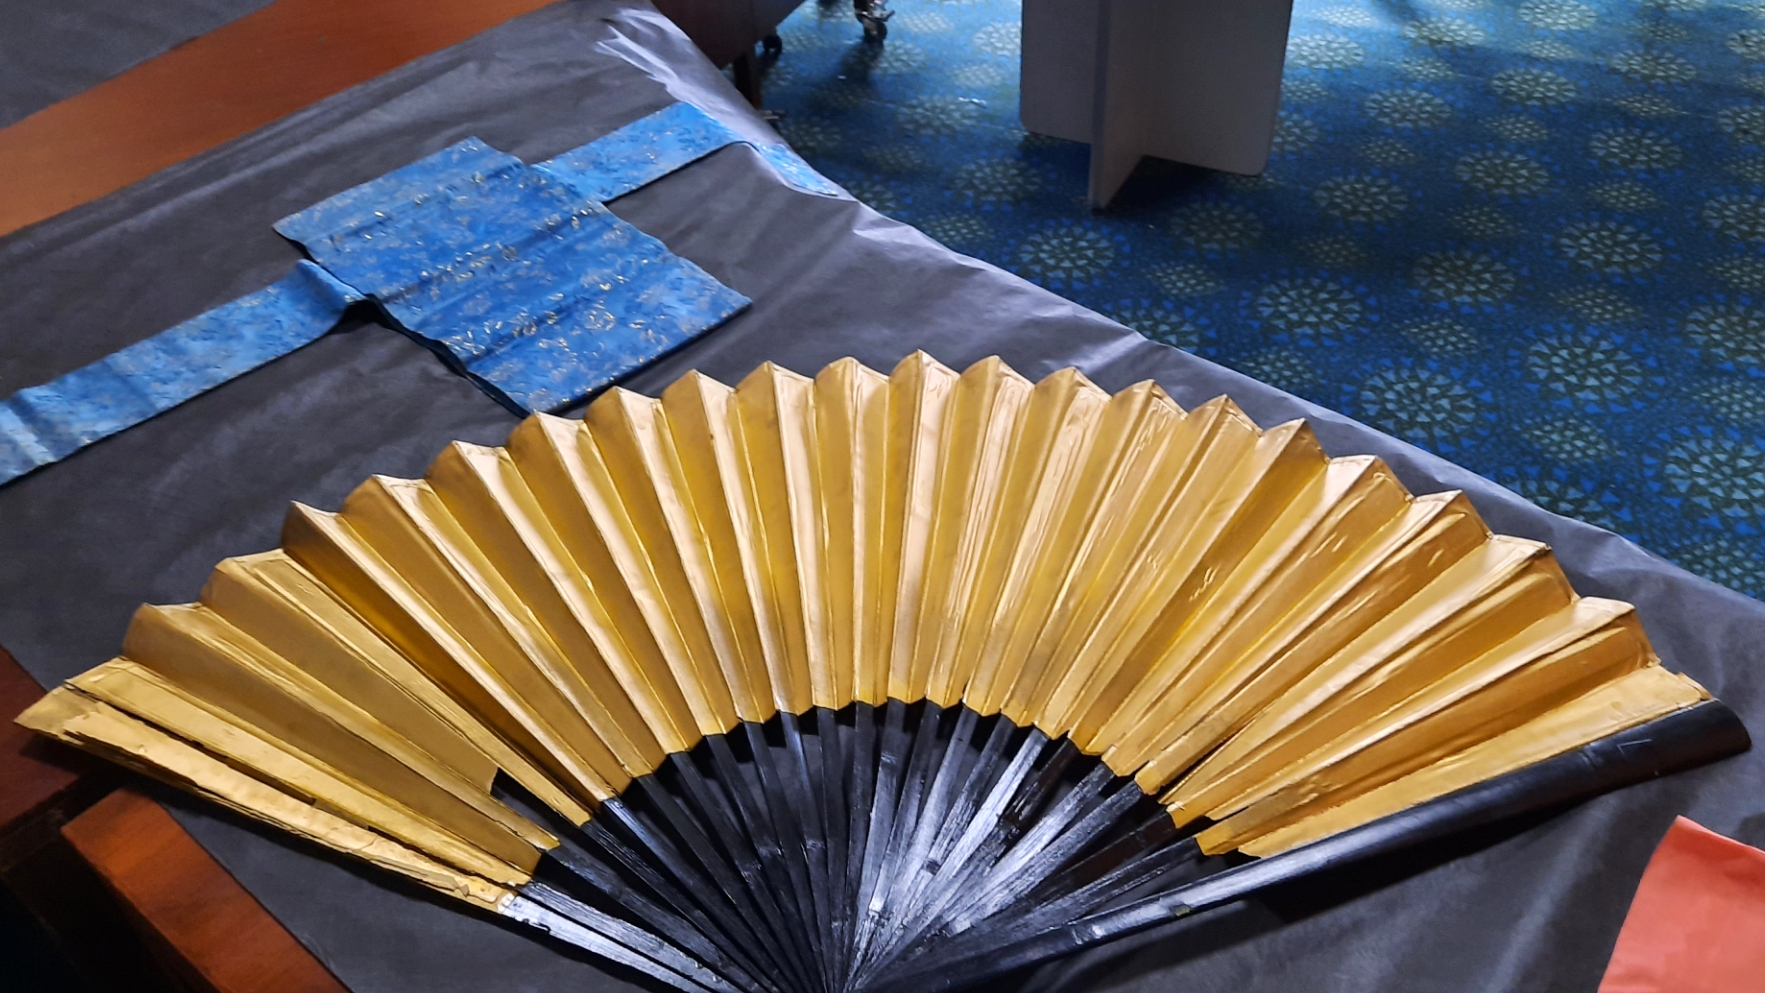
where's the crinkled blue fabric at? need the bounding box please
[535,101,843,202]
[277,132,752,413]
[4,101,783,464]
[271,138,525,257]
[0,261,359,483]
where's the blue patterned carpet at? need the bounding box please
[762,0,1765,600]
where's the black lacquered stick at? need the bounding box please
[882,700,1753,993]
[628,776,805,992]
[909,833,1202,972]
[850,706,980,981]
[574,820,767,991]
[957,778,1146,928]
[625,781,775,928]
[663,754,808,966]
[1022,807,1185,903]
[850,701,946,973]
[936,759,1116,934]
[745,720,830,982]
[520,879,743,993]
[815,708,852,985]
[920,718,1018,873]
[495,776,762,989]
[503,892,722,993]
[864,708,974,942]
[538,840,761,990]
[903,734,1073,942]
[779,711,836,991]
[842,703,879,986]
[880,717,1016,936]
[706,734,821,991]
[586,804,780,991]
[856,724,1047,972]
[849,699,909,980]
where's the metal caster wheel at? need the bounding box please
[856,0,891,43]
[761,33,782,60]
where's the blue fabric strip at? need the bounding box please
[276,132,751,413]
[536,101,843,202]
[0,102,811,488]
[0,262,360,484]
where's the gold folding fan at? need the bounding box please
[20,353,1746,993]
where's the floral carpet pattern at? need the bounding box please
[761,0,1765,600]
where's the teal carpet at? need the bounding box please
[761,0,1765,601]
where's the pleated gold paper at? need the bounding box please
[20,352,1708,906]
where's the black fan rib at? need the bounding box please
[490,698,1747,993]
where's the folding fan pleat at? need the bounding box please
[917,358,1030,709]
[113,607,542,873]
[810,362,886,710]
[582,396,746,734]
[732,365,825,716]
[661,372,792,722]
[878,354,958,705]
[1229,662,1708,855]
[1014,381,1191,734]
[199,553,503,789]
[1097,478,1449,773]
[19,351,1741,993]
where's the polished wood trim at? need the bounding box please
[0,0,557,239]
[1,645,169,993]
[62,788,351,993]
[0,645,97,835]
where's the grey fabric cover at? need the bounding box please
[0,4,1758,991]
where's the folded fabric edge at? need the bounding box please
[1596,815,1765,993]
[272,138,525,245]
[535,101,844,203]
[0,262,361,486]
[468,277,754,414]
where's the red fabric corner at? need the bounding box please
[1598,816,1765,993]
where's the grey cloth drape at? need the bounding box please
[1,4,1759,991]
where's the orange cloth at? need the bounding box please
[1598,816,1765,993]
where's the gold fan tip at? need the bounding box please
[202,551,279,595]
[1032,364,1092,389]
[660,367,733,401]
[514,410,579,448]
[736,360,814,393]
[585,385,659,422]
[892,349,957,378]
[281,500,333,526]
[957,353,1012,377]
[431,440,500,476]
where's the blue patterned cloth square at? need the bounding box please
[276,129,753,413]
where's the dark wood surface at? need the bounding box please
[0,0,559,238]
[1,647,177,993]
[3,647,342,991]
[0,646,96,833]
[62,789,351,993]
